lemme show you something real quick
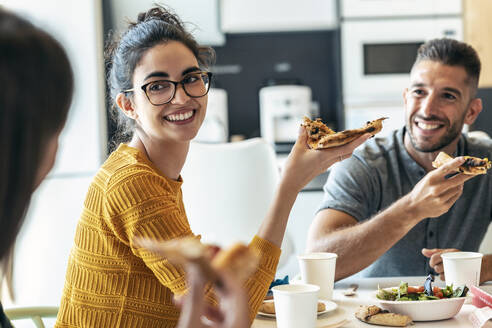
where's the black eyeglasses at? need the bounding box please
[124,71,212,106]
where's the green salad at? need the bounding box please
[376,275,468,301]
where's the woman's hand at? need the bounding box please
[176,263,249,328]
[281,126,372,192]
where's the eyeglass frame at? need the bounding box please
[123,71,213,106]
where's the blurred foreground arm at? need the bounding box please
[176,263,249,328]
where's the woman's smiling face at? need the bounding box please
[129,41,208,144]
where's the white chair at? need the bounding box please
[181,138,294,270]
[4,306,58,328]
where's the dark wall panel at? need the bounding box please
[212,30,343,139]
[472,88,492,136]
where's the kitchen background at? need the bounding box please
[2,0,492,321]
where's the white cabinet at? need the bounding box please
[1,0,106,313]
[341,0,462,18]
[110,0,225,46]
[221,0,338,33]
[3,0,107,175]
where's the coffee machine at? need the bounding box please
[259,85,312,153]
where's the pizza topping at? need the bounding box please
[463,156,490,168]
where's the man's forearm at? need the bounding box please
[311,195,423,280]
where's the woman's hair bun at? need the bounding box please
[130,5,184,31]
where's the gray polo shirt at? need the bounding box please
[318,127,492,277]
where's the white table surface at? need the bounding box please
[252,276,487,327]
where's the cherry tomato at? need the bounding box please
[407,286,418,294]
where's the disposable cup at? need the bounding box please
[272,283,319,328]
[297,252,337,300]
[441,251,483,287]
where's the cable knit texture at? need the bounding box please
[55,144,281,328]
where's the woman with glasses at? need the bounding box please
[56,6,370,328]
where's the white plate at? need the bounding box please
[257,299,337,318]
[375,287,466,321]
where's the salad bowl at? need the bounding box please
[375,290,466,321]
[374,277,468,321]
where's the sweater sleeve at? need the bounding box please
[103,169,281,321]
[103,170,197,297]
[245,235,281,323]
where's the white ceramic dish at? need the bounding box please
[375,287,466,321]
[257,299,337,318]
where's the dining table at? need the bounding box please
[252,276,489,328]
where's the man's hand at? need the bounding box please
[422,248,460,281]
[406,156,475,220]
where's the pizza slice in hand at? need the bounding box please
[432,151,491,175]
[134,236,260,283]
[302,116,387,149]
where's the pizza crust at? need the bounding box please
[432,151,491,175]
[302,116,387,149]
[135,237,259,283]
[355,305,413,327]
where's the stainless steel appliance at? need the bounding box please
[342,17,463,105]
[259,85,312,153]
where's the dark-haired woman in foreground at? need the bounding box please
[56,6,369,328]
[0,8,74,328]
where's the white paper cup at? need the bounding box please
[272,283,319,328]
[441,252,483,287]
[297,252,337,300]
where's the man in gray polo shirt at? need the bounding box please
[307,38,492,282]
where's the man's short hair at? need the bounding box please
[414,38,481,96]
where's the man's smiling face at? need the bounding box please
[404,60,473,153]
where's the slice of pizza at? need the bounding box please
[355,305,413,327]
[302,116,387,149]
[134,236,260,283]
[432,151,491,175]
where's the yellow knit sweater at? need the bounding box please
[55,144,281,328]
